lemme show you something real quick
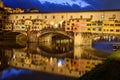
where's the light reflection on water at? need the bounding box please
[0,40,117,79]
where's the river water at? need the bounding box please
[0,39,118,80]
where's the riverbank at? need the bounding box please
[79,50,120,80]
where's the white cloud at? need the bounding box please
[38,0,91,8]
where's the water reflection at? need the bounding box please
[0,39,114,78]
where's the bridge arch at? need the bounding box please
[37,30,74,40]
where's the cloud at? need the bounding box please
[38,0,91,8]
[2,0,120,12]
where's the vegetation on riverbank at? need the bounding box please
[79,50,120,80]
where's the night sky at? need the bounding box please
[2,0,120,12]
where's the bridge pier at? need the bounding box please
[74,33,92,46]
[29,32,38,42]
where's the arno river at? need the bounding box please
[0,38,117,80]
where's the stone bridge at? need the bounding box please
[4,27,120,46]
[13,28,74,43]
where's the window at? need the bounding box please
[86,19,90,22]
[74,28,77,30]
[90,15,93,19]
[110,29,113,32]
[67,27,70,30]
[113,14,116,18]
[98,28,102,31]
[104,29,106,31]
[70,16,73,19]
[86,66,90,68]
[29,22,31,24]
[93,28,96,31]
[16,16,18,19]
[115,24,120,26]
[110,24,114,26]
[22,26,24,28]
[45,16,47,19]
[53,16,55,19]
[23,16,25,19]
[88,28,91,31]
[80,16,83,19]
[67,23,70,25]
[92,24,96,26]
[72,23,74,26]
[98,23,102,26]
[116,29,120,32]
[87,24,91,26]
[61,16,64,19]
[30,16,32,19]
[77,19,79,22]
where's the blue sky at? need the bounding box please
[2,0,120,12]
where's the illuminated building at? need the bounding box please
[0,0,3,8]
[4,6,13,13]
[2,10,118,32]
[12,8,24,13]
[0,8,9,31]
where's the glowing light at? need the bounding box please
[59,21,63,24]
[13,55,15,59]
[50,21,54,25]
[50,57,53,63]
[54,24,58,28]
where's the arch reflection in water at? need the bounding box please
[0,38,116,78]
